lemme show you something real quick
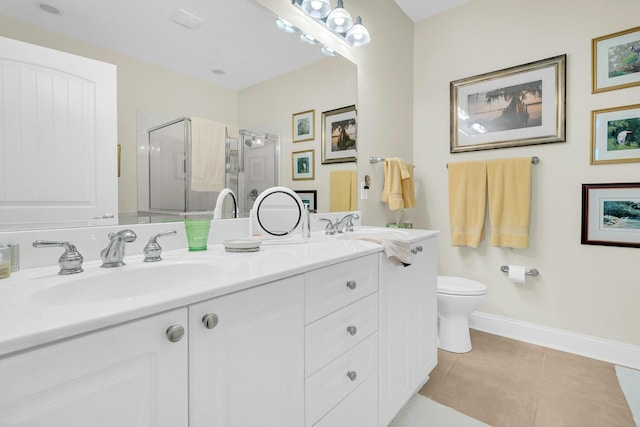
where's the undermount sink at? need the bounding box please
[33,262,221,305]
[339,226,410,240]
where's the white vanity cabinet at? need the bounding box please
[304,254,379,426]
[188,275,305,427]
[379,236,438,427]
[0,308,188,427]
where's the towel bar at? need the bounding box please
[500,265,539,277]
[369,156,415,167]
[445,156,539,168]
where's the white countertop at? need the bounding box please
[0,229,437,357]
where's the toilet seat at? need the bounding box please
[437,275,487,296]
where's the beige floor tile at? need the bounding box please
[419,349,458,398]
[534,380,635,427]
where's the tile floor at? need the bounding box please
[419,329,636,427]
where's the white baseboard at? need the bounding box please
[469,312,640,370]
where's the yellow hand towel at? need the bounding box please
[190,117,226,192]
[330,170,357,212]
[381,158,405,210]
[400,159,416,209]
[487,158,531,249]
[448,161,487,248]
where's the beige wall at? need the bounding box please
[0,15,238,215]
[414,0,640,345]
[238,58,357,212]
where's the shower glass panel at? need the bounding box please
[148,118,187,212]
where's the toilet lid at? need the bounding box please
[437,275,487,296]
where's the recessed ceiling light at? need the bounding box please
[211,69,226,75]
[169,9,205,30]
[35,2,62,15]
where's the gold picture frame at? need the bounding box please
[591,103,640,165]
[292,109,315,142]
[450,55,566,153]
[592,26,640,93]
[292,149,314,180]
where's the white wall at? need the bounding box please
[414,0,640,346]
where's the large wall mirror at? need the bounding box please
[0,0,357,231]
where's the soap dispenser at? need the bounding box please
[0,245,11,279]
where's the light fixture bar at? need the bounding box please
[292,0,370,47]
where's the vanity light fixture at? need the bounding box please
[300,33,320,46]
[276,17,297,33]
[293,0,370,47]
[320,46,338,57]
[275,15,340,58]
[345,16,370,47]
[300,0,331,19]
[326,0,353,34]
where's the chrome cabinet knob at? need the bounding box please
[411,248,418,254]
[417,245,423,252]
[202,313,219,329]
[346,280,357,290]
[347,371,357,382]
[347,325,357,336]
[166,325,185,342]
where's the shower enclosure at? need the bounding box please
[137,117,279,221]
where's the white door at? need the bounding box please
[0,309,188,427]
[189,276,305,427]
[0,35,117,229]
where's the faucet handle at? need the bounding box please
[319,218,336,235]
[143,230,177,262]
[32,240,84,275]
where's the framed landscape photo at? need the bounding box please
[321,105,357,164]
[294,190,317,212]
[592,26,640,93]
[292,110,315,142]
[591,104,640,164]
[450,54,566,153]
[581,183,640,248]
[292,149,314,180]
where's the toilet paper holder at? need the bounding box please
[500,265,539,277]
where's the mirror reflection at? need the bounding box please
[0,0,357,231]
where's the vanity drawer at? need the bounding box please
[305,254,378,324]
[313,372,378,427]
[305,333,378,426]
[305,293,378,377]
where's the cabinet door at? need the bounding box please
[189,276,304,427]
[379,236,438,427]
[0,308,188,427]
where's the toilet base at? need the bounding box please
[438,315,472,353]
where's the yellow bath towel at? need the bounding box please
[381,158,415,210]
[448,161,487,248]
[190,117,226,192]
[487,158,531,248]
[330,170,357,212]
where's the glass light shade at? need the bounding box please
[275,17,296,33]
[345,16,370,47]
[300,33,318,45]
[321,45,337,56]
[300,0,331,19]
[326,0,353,33]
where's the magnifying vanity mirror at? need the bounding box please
[0,0,357,231]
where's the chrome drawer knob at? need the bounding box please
[346,280,357,290]
[202,313,219,329]
[417,245,423,252]
[347,371,357,382]
[411,248,418,254]
[166,325,185,342]
[347,325,357,336]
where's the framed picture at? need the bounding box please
[321,105,357,164]
[581,183,640,248]
[292,109,315,142]
[592,26,640,93]
[292,149,314,180]
[294,190,317,212]
[450,54,566,153]
[591,104,640,164]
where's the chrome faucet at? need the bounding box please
[319,213,360,235]
[335,213,360,233]
[33,240,84,275]
[101,229,137,268]
[143,230,177,262]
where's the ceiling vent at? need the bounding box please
[169,9,205,30]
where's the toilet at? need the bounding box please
[437,275,487,353]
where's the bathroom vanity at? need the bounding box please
[0,229,438,427]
